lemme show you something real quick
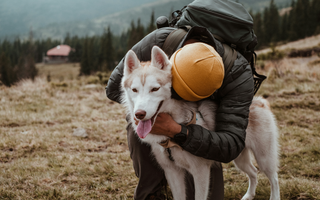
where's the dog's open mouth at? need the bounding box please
[136,101,163,139]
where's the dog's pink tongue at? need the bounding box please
[137,119,152,139]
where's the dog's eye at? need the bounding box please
[151,87,160,92]
[132,88,138,93]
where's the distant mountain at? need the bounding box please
[0,0,159,39]
[34,0,193,40]
[0,0,292,41]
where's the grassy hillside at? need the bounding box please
[0,37,320,199]
[257,34,320,55]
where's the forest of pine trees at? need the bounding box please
[253,0,320,48]
[0,0,319,86]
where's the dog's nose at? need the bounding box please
[135,110,146,120]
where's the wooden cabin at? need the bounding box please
[45,45,71,64]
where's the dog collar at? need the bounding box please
[186,110,197,125]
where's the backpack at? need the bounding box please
[161,0,266,95]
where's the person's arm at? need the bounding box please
[181,54,254,163]
[106,27,175,103]
[151,53,254,163]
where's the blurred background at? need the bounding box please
[1,0,319,86]
[1,1,320,199]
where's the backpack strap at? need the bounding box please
[251,52,267,94]
[222,44,237,75]
[162,28,188,57]
[163,29,238,80]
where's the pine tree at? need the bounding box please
[137,19,145,43]
[98,27,114,72]
[99,29,108,71]
[90,36,99,72]
[105,27,114,71]
[148,10,156,33]
[64,32,71,45]
[128,20,137,49]
[69,36,82,62]
[310,0,320,35]
[12,38,22,65]
[279,13,289,41]
[80,37,91,75]
[115,32,129,62]
[15,29,38,81]
[16,54,38,81]
[0,53,17,86]
[262,6,270,45]
[253,12,264,48]
[289,0,307,40]
[264,0,280,43]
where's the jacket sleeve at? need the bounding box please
[181,53,254,163]
[106,28,175,103]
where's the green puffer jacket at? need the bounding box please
[106,26,254,163]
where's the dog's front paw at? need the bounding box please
[241,193,255,200]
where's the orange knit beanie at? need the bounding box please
[170,42,224,101]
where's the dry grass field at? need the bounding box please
[256,34,320,55]
[1,52,320,199]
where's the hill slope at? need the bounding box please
[257,34,320,55]
[0,0,159,38]
[1,0,292,40]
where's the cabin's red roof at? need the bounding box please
[47,45,71,56]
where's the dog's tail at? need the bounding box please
[251,96,271,110]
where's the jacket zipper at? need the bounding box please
[188,5,253,27]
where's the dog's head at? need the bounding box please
[121,46,172,139]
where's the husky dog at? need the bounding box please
[121,46,280,200]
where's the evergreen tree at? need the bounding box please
[128,20,137,49]
[16,53,38,81]
[262,6,270,45]
[115,32,129,62]
[289,0,307,40]
[310,0,320,35]
[0,53,16,86]
[128,19,146,49]
[263,0,280,43]
[15,29,38,81]
[279,13,289,41]
[80,37,91,75]
[253,12,264,48]
[148,10,156,33]
[12,38,22,65]
[99,30,108,71]
[105,27,115,71]
[90,36,99,72]
[64,32,71,45]
[69,36,82,62]
[270,0,280,42]
[136,19,145,43]
[98,27,114,72]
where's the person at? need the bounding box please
[106,26,254,200]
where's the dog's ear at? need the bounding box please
[124,50,140,76]
[151,46,171,71]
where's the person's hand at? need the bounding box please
[150,113,182,138]
[133,113,183,138]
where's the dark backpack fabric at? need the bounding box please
[175,0,257,55]
[171,0,266,94]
